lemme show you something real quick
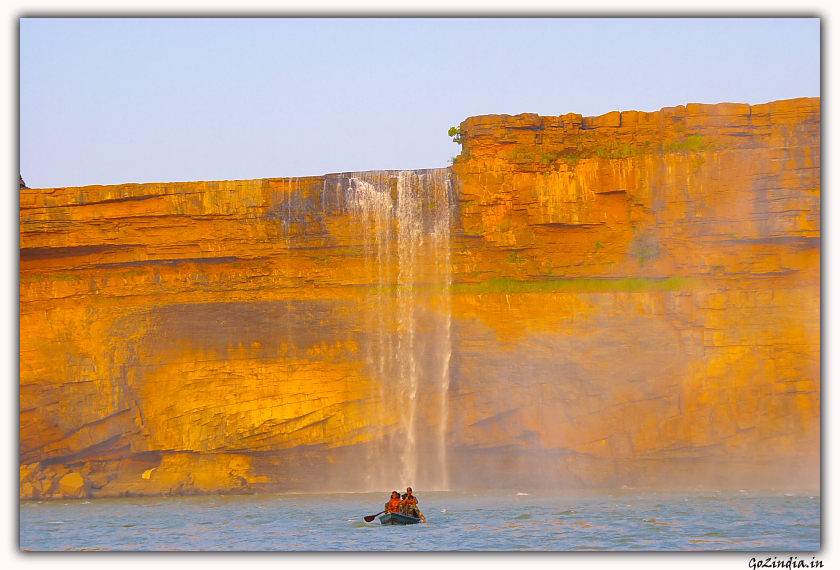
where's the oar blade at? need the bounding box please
[364,510,384,523]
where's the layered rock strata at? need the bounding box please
[20,98,820,499]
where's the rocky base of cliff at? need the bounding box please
[21,440,820,501]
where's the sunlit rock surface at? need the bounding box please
[20,98,819,499]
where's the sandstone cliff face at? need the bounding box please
[20,98,819,499]
[446,97,820,488]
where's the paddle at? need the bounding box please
[364,511,384,523]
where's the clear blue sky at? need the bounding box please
[19,17,820,188]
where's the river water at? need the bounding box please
[19,489,819,551]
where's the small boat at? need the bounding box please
[378,512,422,525]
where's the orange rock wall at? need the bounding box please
[446,97,819,488]
[19,98,820,499]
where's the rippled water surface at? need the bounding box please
[20,489,820,551]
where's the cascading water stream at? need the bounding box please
[396,171,422,486]
[337,169,454,491]
[432,172,453,492]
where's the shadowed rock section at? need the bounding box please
[20,98,819,499]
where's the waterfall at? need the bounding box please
[336,169,454,491]
[433,172,453,492]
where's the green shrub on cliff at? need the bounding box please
[663,134,709,153]
[49,273,81,282]
[465,225,488,236]
[595,142,639,159]
[452,277,699,295]
[496,218,512,233]
[561,153,581,168]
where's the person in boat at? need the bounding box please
[384,491,403,514]
[402,487,426,522]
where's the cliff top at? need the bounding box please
[455,97,819,168]
[460,97,819,133]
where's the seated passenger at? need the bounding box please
[403,487,426,523]
[384,491,403,514]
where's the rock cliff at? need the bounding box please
[20,98,820,499]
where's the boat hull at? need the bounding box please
[378,512,422,525]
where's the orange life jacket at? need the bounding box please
[386,497,403,513]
